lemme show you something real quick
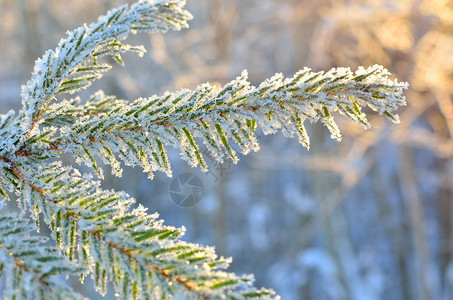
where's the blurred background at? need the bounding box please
[1,0,452,299]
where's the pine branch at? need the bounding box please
[0,0,409,299]
[18,0,191,135]
[5,160,276,299]
[19,66,407,179]
[0,200,85,299]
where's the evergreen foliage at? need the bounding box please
[0,0,408,299]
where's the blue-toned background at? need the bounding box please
[1,0,452,299]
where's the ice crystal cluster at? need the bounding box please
[0,0,408,299]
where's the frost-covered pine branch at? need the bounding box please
[0,0,408,299]
[0,200,84,299]
[19,0,191,136]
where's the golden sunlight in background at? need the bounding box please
[0,0,452,299]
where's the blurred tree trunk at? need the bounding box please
[214,173,228,256]
[372,163,412,300]
[15,0,43,69]
[399,145,434,300]
[208,0,237,62]
[309,124,354,299]
[439,159,453,292]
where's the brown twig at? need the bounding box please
[0,238,50,290]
